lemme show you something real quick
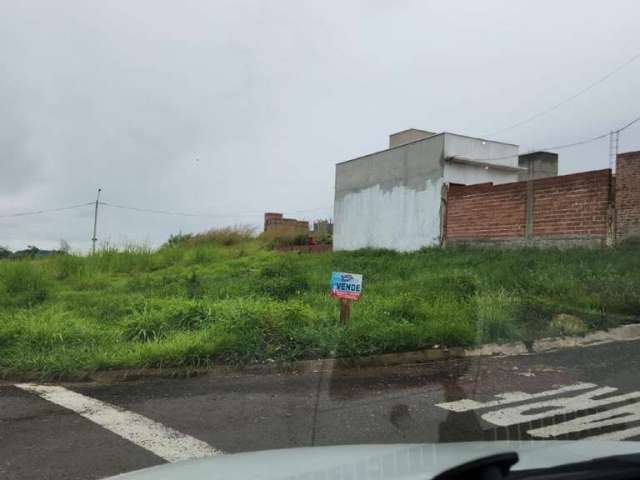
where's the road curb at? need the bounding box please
[465,322,640,357]
[4,323,640,384]
[0,347,466,384]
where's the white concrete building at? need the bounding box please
[333,129,525,251]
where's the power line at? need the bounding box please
[484,50,640,137]
[466,112,640,163]
[617,113,640,132]
[0,202,94,219]
[99,201,329,218]
[0,200,330,221]
[2,114,638,221]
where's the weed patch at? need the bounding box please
[1,239,638,378]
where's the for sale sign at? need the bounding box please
[330,272,363,300]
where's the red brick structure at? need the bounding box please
[446,182,527,240]
[264,212,309,235]
[616,151,640,243]
[442,151,640,248]
[531,170,611,239]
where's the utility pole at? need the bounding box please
[614,130,619,172]
[609,130,620,172]
[92,188,102,254]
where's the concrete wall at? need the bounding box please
[443,133,520,185]
[334,135,445,251]
[443,133,519,168]
[518,152,559,181]
[389,129,436,148]
[444,162,520,186]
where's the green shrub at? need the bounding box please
[120,299,217,343]
[165,232,193,247]
[514,296,554,349]
[0,261,50,308]
[260,230,311,249]
[1,240,639,378]
[49,254,84,280]
[62,292,144,322]
[361,293,425,324]
[475,290,519,343]
[122,304,169,342]
[185,271,201,299]
[187,226,255,247]
[165,300,214,330]
[585,273,640,317]
[255,258,310,300]
[184,247,215,265]
[153,245,186,268]
[88,245,155,274]
[205,299,317,363]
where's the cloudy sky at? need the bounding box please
[1,0,639,252]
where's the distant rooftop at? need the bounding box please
[338,130,518,166]
[389,128,437,148]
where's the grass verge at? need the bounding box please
[1,234,639,379]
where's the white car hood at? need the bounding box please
[107,441,640,480]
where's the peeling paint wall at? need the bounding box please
[334,179,444,251]
[334,136,444,251]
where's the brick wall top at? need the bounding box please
[448,181,524,197]
[617,150,640,161]
[447,169,610,199]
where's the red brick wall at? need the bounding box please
[264,212,309,234]
[446,182,527,238]
[445,169,612,245]
[532,170,611,237]
[616,151,640,242]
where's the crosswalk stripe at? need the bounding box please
[16,383,222,463]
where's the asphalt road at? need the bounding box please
[3,339,640,480]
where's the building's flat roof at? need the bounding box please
[337,131,518,166]
[390,128,436,136]
[518,151,558,158]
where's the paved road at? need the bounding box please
[3,339,640,480]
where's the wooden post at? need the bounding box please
[339,298,351,325]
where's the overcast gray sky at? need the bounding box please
[1,0,639,252]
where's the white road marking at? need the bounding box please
[16,383,222,463]
[436,382,640,441]
[482,386,640,427]
[587,425,640,441]
[436,382,597,412]
[528,401,640,439]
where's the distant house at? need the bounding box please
[264,212,309,235]
[10,246,64,258]
[333,129,557,251]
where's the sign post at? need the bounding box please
[330,272,363,325]
[339,298,351,325]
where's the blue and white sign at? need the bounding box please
[330,272,363,300]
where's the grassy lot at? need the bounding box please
[1,231,639,378]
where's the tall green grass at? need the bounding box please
[0,231,639,378]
